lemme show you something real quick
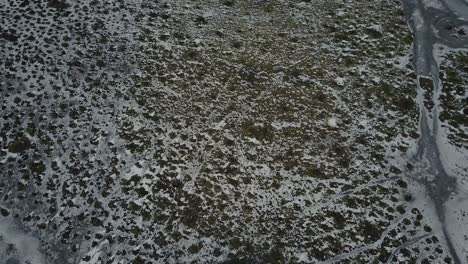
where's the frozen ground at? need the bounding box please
[0,0,467,263]
[402,0,468,262]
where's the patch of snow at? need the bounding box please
[0,217,47,264]
[327,118,338,127]
[334,77,345,86]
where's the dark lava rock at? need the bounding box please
[419,76,434,91]
[404,193,413,202]
[48,0,69,9]
[31,160,46,174]
[223,0,235,7]
[195,16,208,26]
[0,207,10,217]
[0,32,19,42]
[8,135,31,153]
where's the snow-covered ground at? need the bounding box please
[0,0,467,263]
